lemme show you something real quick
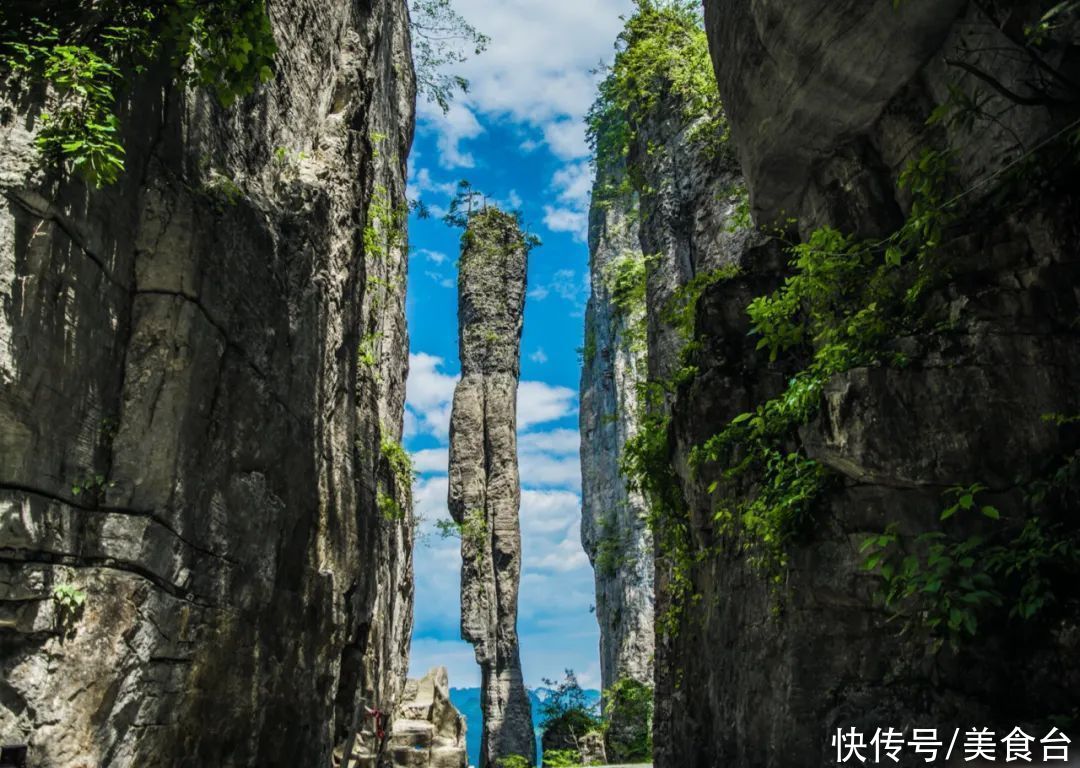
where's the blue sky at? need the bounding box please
[404,0,634,691]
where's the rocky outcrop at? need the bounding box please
[447,209,535,767]
[639,2,1080,767]
[541,724,606,767]
[0,1,417,765]
[578,159,654,698]
[387,667,468,768]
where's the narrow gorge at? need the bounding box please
[1,0,1078,767]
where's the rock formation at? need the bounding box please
[578,158,654,762]
[447,208,535,767]
[0,1,417,765]
[588,3,1079,767]
[387,667,468,768]
[579,160,654,690]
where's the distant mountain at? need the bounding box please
[448,687,602,768]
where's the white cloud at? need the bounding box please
[520,489,582,536]
[407,353,460,438]
[415,0,634,165]
[530,531,591,573]
[529,347,548,364]
[417,248,449,265]
[543,205,589,242]
[552,161,593,210]
[528,268,590,313]
[519,452,581,490]
[424,270,455,289]
[543,119,590,161]
[409,168,460,201]
[419,99,485,169]
[518,380,577,429]
[412,447,450,475]
[519,428,579,456]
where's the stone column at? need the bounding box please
[447,208,535,767]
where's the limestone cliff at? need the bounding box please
[587,2,1079,766]
[446,208,535,767]
[645,2,1080,766]
[579,159,654,696]
[0,1,417,765]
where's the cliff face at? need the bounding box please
[446,209,535,767]
[642,2,1080,767]
[579,161,654,695]
[0,1,416,765]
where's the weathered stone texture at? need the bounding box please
[387,667,468,768]
[446,209,534,767]
[578,159,654,700]
[0,1,417,765]
[640,3,1080,767]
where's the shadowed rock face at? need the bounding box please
[447,209,535,767]
[0,0,416,765]
[579,160,654,713]
[635,2,1080,766]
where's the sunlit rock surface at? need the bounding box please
[447,209,535,767]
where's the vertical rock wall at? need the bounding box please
[639,2,1080,766]
[0,1,417,765]
[446,209,535,767]
[579,159,654,696]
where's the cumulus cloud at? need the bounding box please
[418,99,486,169]
[543,206,589,242]
[518,380,578,429]
[529,347,548,364]
[519,428,580,455]
[415,0,633,164]
[406,353,460,438]
[412,447,450,475]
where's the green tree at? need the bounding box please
[408,0,489,113]
[1,0,276,186]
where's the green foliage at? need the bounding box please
[496,756,530,768]
[377,491,405,521]
[594,525,631,578]
[542,750,581,767]
[577,329,597,368]
[408,0,489,113]
[438,508,486,554]
[365,184,409,261]
[722,183,752,233]
[603,251,647,318]
[1025,1,1080,45]
[861,475,1080,654]
[620,384,695,636]
[52,583,87,618]
[358,332,380,369]
[2,1,276,185]
[71,473,107,498]
[587,0,727,199]
[380,436,414,491]
[602,678,653,761]
[540,670,600,730]
[691,149,955,582]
